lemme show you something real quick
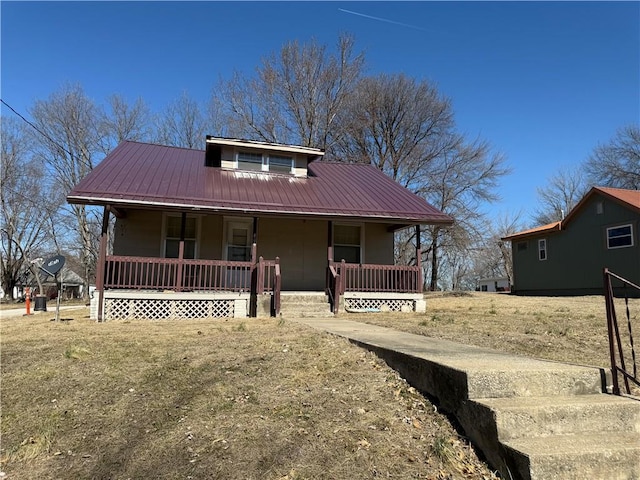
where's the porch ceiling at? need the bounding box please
[68,141,453,225]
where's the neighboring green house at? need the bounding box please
[502,187,640,297]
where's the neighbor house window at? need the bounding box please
[268,154,294,174]
[607,224,634,249]
[334,224,362,263]
[538,239,547,261]
[517,242,527,252]
[164,215,198,259]
[237,151,264,171]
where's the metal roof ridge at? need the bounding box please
[122,139,205,152]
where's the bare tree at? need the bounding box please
[99,94,152,153]
[584,124,640,189]
[30,84,103,297]
[472,211,524,288]
[334,73,454,188]
[332,73,508,290]
[0,117,57,298]
[421,136,509,290]
[533,166,588,225]
[155,91,207,149]
[216,34,364,150]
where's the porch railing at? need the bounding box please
[105,255,255,292]
[603,268,639,396]
[330,260,421,294]
[273,260,281,316]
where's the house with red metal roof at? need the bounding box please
[68,137,453,320]
[502,187,640,296]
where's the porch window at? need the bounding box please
[225,220,252,262]
[334,224,362,263]
[607,224,634,249]
[164,215,197,259]
[538,239,547,261]
[268,154,293,174]
[237,151,264,172]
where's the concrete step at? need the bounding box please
[464,364,604,398]
[293,318,640,480]
[279,293,333,317]
[279,292,329,304]
[474,394,640,441]
[502,432,640,480]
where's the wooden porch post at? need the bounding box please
[252,217,258,244]
[96,205,111,322]
[250,217,258,264]
[416,225,422,292]
[327,220,334,262]
[326,221,334,293]
[176,212,186,291]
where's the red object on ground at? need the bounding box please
[25,287,31,315]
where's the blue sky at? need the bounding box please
[2,1,639,225]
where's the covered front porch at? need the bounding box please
[93,207,426,320]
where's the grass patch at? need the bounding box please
[1,309,497,479]
[354,292,639,368]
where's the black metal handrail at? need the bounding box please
[603,268,639,396]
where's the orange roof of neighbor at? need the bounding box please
[502,186,640,241]
[594,187,640,210]
[67,141,454,226]
[501,221,561,241]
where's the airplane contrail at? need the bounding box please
[338,8,428,32]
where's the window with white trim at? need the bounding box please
[237,151,264,172]
[334,224,362,264]
[268,154,293,174]
[164,215,198,259]
[607,224,634,249]
[224,219,252,262]
[538,238,547,261]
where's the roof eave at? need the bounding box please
[67,194,453,225]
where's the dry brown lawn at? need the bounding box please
[2,292,637,479]
[1,308,497,480]
[350,292,639,370]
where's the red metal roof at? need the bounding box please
[67,141,453,225]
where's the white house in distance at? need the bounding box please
[477,277,510,292]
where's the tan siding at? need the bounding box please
[199,215,223,259]
[364,223,394,264]
[258,218,327,290]
[113,210,163,256]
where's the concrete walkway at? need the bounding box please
[0,305,86,319]
[293,317,640,480]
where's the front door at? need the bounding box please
[224,219,252,290]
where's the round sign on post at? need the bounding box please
[40,255,65,277]
[34,255,66,313]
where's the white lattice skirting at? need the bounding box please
[343,293,426,313]
[99,291,249,320]
[345,297,414,312]
[104,298,233,320]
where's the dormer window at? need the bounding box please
[236,151,294,174]
[237,151,264,172]
[206,136,324,177]
[268,154,293,174]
